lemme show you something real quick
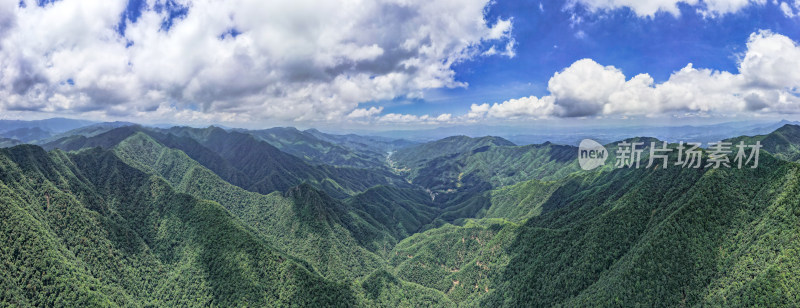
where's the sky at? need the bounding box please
[0,0,799,130]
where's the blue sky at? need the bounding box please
[381,0,800,117]
[1,0,800,129]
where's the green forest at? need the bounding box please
[3,123,800,306]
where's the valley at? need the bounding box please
[2,120,800,306]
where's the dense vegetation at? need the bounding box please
[246,127,390,170]
[0,145,355,306]
[4,122,800,306]
[43,126,410,199]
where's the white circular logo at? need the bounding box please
[578,139,607,170]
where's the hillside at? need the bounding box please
[42,126,409,198]
[305,128,417,155]
[483,150,800,306]
[246,127,388,170]
[0,145,355,306]
[7,123,800,306]
[727,124,800,162]
[391,136,515,170]
[112,132,438,279]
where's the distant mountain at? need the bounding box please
[0,127,52,142]
[163,126,410,197]
[44,126,410,198]
[0,137,22,148]
[392,135,515,170]
[360,120,800,146]
[390,136,580,201]
[36,121,137,144]
[244,127,388,170]
[305,128,417,153]
[0,117,94,134]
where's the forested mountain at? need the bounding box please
[727,124,800,162]
[391,135,515,170]
[5,122,800,307]
[305,128,417,155]
[42,126,410,199]
[483,151,800,306]
[0,145,355,306]
[245,127,389,170]
[111,132,434,279]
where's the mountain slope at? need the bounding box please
[727,124,800,162]
[0,145,356,306]
[483,150,800,306]
[113,132,443,279]
[163,126,410,197]
[391,135,515,171]
[305,128,417,155]
[43,126,409,198]
[247,127,388,170]
[112,132,390,280]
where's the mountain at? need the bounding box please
[0,145,355,306]
[0,127,52,142]
[164,126,410,197]
[8,123,800,306]
[36,121,138,144]
[0,118,95,134]
[43,126,410,198]
[391,136,515,170]
[411,142,580,192]
[482,150,800,306]
[727,124,800,162]
[112,132,393,279]
[385,143,800,306]
[245,127,388,170]
[305,128,417,154]
[387,136,583,222]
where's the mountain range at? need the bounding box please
[2,119,800,306]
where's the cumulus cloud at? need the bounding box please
[468,30,800,120]
[0,0,514,123]
[378,112,453,124]
[568,0,760,17]
[347,106,384,119]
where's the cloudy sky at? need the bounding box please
[0,0,799,129]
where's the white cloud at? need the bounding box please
[780,1,796,16]
[467,30,800,120]
[378,112,454,124]
[548,59,627,116]
[569,0,758,17]
[0,0,514,124]
[347,106,384,119]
